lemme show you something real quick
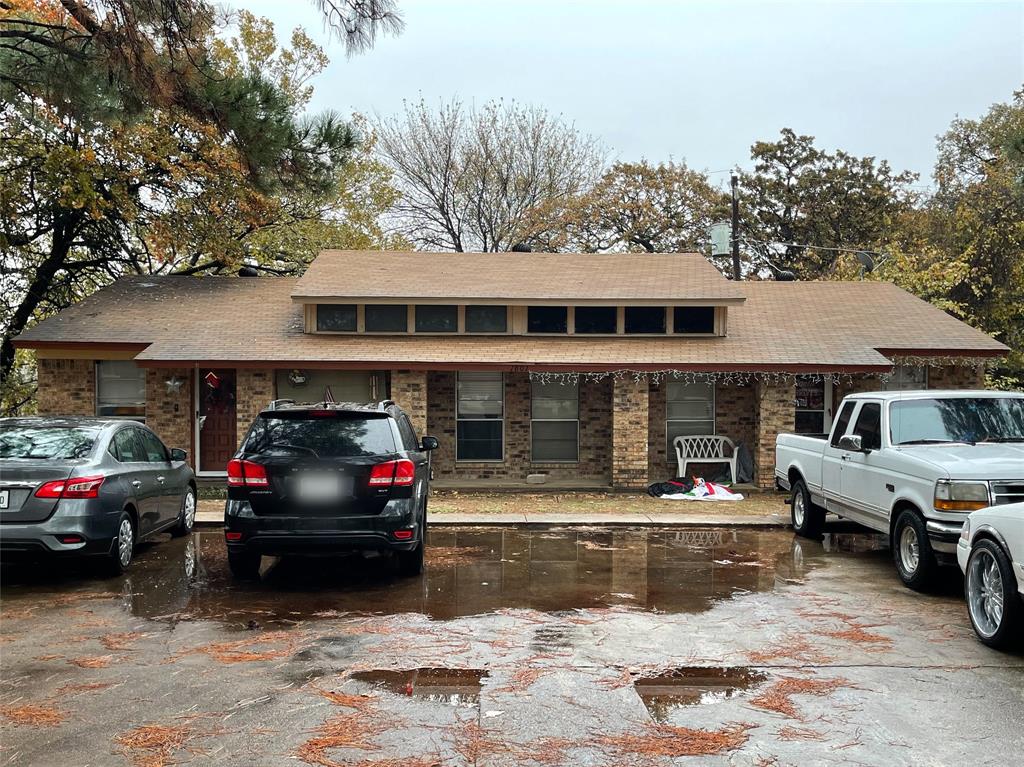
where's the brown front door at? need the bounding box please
[199,369,237,473]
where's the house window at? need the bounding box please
[415,305,457,332]
[456,372,503,461]
[574,306,617,334]
[96,361,146,419]
[531,381,579,461]
[795,377,831,435]
[527,306,568,333]
[365,304,408,332]
[883,365,928,390]
[673,306,715,334]
[317,304,357,332]
[465,305,507,333]
[666,381,714,454]
[625,306,666,334]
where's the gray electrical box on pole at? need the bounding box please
[710,221,731,256]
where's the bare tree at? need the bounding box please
[375,99,605,252]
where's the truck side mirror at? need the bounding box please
[837,434,864,452]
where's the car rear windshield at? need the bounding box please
[890,397,1024,445]
[243,413,397,458]
[0,425,99,459]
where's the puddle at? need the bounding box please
[349,668,486,707]
[634,667,767,723]
[0,525,884,626]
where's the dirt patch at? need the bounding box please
[429,490,785,517]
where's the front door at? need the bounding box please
[198,369,237,474]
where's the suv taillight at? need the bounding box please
[368,459,415,487]
[227,459,269,488]
[35,475,105,499]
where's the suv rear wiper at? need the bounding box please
[897,438,976,446]
[260,442,320,458]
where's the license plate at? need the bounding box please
[297,474,347,501]
[0,490,8,510]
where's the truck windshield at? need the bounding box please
[890,398,1024,446]
[244,413,397,458]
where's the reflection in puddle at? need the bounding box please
[350,668,486,707]
[634,667,767,723]
[1,526,890,627]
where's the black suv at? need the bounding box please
[223,400,438,579]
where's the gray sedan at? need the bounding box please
[0,417,196,574]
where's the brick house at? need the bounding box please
[15,250,1006,490]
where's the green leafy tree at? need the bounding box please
[739,129,919,278]
[0,1,401,412]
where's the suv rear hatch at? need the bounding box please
[229,409,410,516]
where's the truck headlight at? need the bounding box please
[934,479,989,511]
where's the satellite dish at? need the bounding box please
[854,251,875,272]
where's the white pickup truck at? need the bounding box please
[775,390,1024,591]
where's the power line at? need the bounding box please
[740,237,889,258]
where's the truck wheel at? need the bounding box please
[228,550,262,580]
[790,480,824,538]
[965,539,1022,649]
[892,509,937,591]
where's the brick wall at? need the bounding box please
[928,364,986,389]
[391,369,429,436]
[647,381,755,480]
[235,369,275,450]
[754,379,795,489]
[36,359,95,416]
[426,372,612,483]
[612,377,649,489]
[145,368,192,459]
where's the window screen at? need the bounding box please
[415,305,457,332]
[673,306,715,334]
[625,306,666,334]
[365,304,408,332]
[456,372,503,460]
[531,381,579,461]
[574,306,617,334]
[96,361,146,419]
[465,305,507,333]
[317,304,357,331]
[666,382,714,455]
[527,306,568,333]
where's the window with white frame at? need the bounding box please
[96,361,146,419]
[456,372,503,461]
[882,365,928,390]
[665,381,714,455]
[531,380,579,461]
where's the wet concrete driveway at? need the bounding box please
[1,524,1022,766]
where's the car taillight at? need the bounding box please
[227,459,269,488]
[35,475,105,499]
[368,459,415,487]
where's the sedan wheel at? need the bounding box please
[117,517,134,567]
[966,539,1022,649]
[173,489,197,537]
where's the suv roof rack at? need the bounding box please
[267,399,295,411]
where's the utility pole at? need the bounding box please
[730,173,741,280]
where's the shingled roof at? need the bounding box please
[16,274,1006,372]
[291,250,746,304]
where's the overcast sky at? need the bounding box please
[234,0,1023,189]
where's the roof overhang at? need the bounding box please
[289,295,746,307]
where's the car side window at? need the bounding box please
[852,402,882,451]
[138,429,169,462]
[829,401,856,448]
[397,415,419,451]
[113,428,145,462]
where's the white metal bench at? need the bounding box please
[673,435,737,483]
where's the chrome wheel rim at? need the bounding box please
[967,549,1004,638]
[793,492,806,527]
[117,519,133,567]
[183,492,196,528]
[899,525,919,574]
